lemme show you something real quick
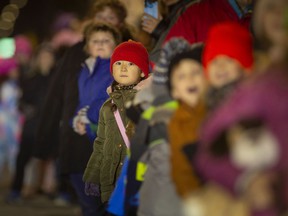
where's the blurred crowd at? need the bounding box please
[0,0,288,216]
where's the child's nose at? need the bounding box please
[121,63,127,71]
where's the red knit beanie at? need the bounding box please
[203,22,253,73]
[110,40,150,78]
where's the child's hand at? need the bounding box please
[141,13,162,34]
[76,119,87,135]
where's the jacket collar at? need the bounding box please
[174,100,206,121]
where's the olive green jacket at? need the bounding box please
[83,88,137,202]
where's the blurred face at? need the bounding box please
[207,56,243,88]
[94,7,121,27]
[87,31,116,59]
[171,59,206,107]
[37,50,55,74]
[261,0,288,46]
[112,60,142,86]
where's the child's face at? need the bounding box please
[87,31,116,59]
[112,60,142,86]
[261,0,287,46]
[171,59,206,107]
[207,56,243,88]
[94,7,121,27]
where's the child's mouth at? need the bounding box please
[187,87,198,93]
[216,72,229,80]
[120,75,128,78]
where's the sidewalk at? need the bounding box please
[0,192,81,216]
[0,167,81,216]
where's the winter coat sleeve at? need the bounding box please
[83,105,106,184]
[85,97,108,141]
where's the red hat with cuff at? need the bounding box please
[203,22,253,73]
[110,40,150,78]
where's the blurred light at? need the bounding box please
[0,38,15,58]
[2,12,17,22]
[3,4,19,18]
[10,0,28,8]
[0,20,14,30]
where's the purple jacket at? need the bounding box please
[196,66,288,215]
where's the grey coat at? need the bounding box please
[138,100,184,216]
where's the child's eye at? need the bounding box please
[128,62,134,66]
[115,62,122,65]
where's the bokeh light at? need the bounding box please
[0,20,14,30]
[3,4,19,18]
[2,11,17,22]
[0,37,15,58]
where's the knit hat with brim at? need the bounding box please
[110,40,150,78]
[203,22,253,73]
[152,37,192,96]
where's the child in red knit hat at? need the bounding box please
[83,40,149,204]
[203,21,254,110]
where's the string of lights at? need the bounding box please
[0,0,28,37]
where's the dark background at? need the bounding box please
[0,0,92,40]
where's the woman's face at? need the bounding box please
[87,31,116,59]
[94,7,121,27]
[261,0,288,46]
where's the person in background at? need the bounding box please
[142,0,198,62]
[85,0,133,41]
[14,35,33,79]
[193,1,288,215]
[6,44,56,203]
[168,43,206,200]
[67,22,122,215]
[156,0,253,62]
[202,22,254,111]
[0,58,22,183]
[72,23,121,142]
[34,1,132,215]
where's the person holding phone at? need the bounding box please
[142,0,162,34]
[142,0,198,63]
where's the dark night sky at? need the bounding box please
[0,0,91,40]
